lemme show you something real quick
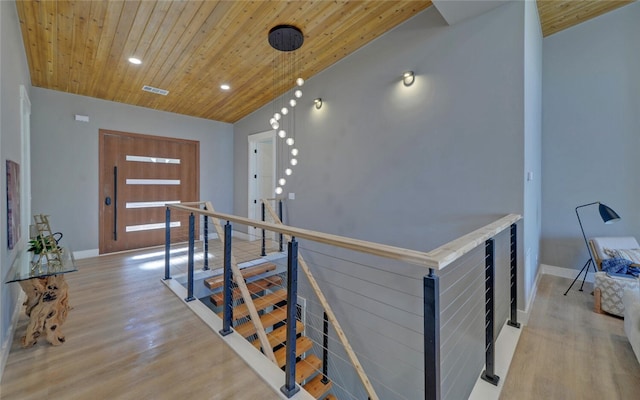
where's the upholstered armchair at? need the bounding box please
[589,236,640,317]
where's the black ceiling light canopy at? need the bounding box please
[268,25,304,52]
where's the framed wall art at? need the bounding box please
[6,160,21,249]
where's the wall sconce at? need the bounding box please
[314,98,323,109]
[402,71,415,87]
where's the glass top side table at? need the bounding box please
[5,248,77,347]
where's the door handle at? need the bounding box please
[113,166,118,241]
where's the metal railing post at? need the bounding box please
[281,237,300,397]
[481,238,499,385]
[203,213,209,271]
[261,202,267,257]
[219,221,233,336]
[321,312,329,384]
[278,199,284,252]
[507,224,520,328]
[424,268,440,400]
[164,207,171,280]
[185,213,196,302]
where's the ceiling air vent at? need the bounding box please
[142,85,169,96]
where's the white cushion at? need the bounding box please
[591,236,640,261]
[604,248,640,263]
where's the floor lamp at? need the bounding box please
[564,202,621,295]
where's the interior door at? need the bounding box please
[99,130,199,254]
[248,131,275,239]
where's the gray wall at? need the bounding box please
[30,88,234,253]
[540,2,640,270]
[522,0,543,306]
[235,3,529,399]
[235,4,525,251]
[0,0,31,373]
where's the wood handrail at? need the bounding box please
[425,214,522,269]
[168,203,521,271]
[170,203,440,268]
[176,201,207,206]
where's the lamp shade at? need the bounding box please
[598,203,621,224]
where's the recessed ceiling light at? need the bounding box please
[220,84,230,91]
[128,57,142,65]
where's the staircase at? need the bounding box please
[204,262,337,400]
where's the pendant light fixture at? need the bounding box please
[268,25,304,196]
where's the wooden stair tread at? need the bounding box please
[274,336,313,368]
[303,374,333,399]
[324,395,337,400]
[218,289,287,320]
[204,262,276,290]
[295,354,322,384]
[210,276,283,306]
[234,306,287,338]
[252,321,304,350]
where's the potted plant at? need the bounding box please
[28,233,62,254]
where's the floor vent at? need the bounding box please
[142,85,169,96]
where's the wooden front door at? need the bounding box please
[99,130,199,254]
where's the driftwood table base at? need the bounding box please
[18,274,71,347]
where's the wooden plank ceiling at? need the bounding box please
[16,1,634,123]
[537,0,633,37]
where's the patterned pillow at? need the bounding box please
[604,248,640,264]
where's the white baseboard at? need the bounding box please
[468,321,522,400]
[73,249,99,259]
[199,233,220,241]
[541,263,594,283]
[516,309,528,327]
[232,230,252,241]
[468,262,546,399]
[517,265,544,326]
[0,290,26,379]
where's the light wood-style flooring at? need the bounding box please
[0,247,281,400]
[501,274,640,399]
[4,246,640,399]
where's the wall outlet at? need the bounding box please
[288,192,295,200]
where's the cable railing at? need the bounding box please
[162,200,521,400]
